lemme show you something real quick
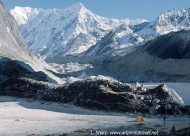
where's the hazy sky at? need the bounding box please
[2,0,190,20]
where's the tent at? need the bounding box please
[135,115,144,122]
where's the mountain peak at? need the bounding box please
[69,2,86,11]
[64,2,92,23]
[12,6,41,15]
[11,6,42,25]
[72,2,84,7]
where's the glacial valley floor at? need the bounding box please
[0,96,189,136]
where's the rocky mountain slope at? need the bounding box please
[102,29,190,82]
[0,2,30,61]
[0,1,63,84]
[61,30,190,83]
[146,30,190,59]
[83,24,144,56]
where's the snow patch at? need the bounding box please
[161,84,185,106]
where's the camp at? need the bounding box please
[135,116,144,122]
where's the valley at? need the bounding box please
[0,0,190,135]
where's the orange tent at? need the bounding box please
[135,115,144,122]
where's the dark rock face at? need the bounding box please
[0,57,48,83]
[0,78,185,115]
[146,30,190,59]
[130,22,150,33]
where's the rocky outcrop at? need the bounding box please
[0,57,49,83]
[0,78,186,115]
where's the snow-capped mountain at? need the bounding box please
[83,24,144,56]
[0,1,63,84]
[99,29,190,83]
[10,6,42,25]
[136,9,190,40]
[11,3,147,62]
[11,3,190,63]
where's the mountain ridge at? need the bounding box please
[11,3,147,62]
[11,4,190,61]
[136,8,190,40]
